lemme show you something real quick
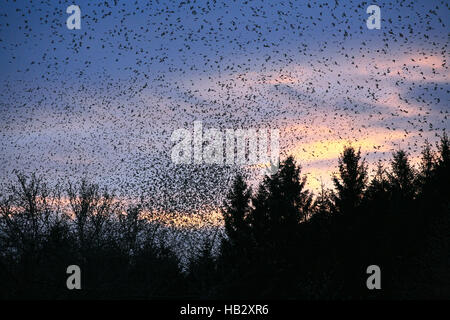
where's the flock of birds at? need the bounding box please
[0,0,448,216]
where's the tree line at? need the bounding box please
[0,134,449,299]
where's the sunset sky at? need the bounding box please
[0,0,448,216]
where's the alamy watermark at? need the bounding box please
[66,265,81,290]
[66,5,81,30]
[366,5,381,30]
[170,121,280,173]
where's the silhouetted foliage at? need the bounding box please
[1,137,450,299]
[332,147,368,215]
[221,173,252,253]
[249,156,312,250]
[209,140,449,299]
[389,150,416,205]
[0,174,185,299]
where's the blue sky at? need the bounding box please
[0,0,448,214]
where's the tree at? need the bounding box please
[221,173,252,250]
[435,133,450,214]
[437,133,450,168]
[313,181,333,216]
[365,161,390,205]
[415,141,438,203]
[67,179,118,253]
[249,156,312,250]
[0,173,72,298]
[118,204,145,257]
[419,141,435,180]
[332,147,368,215]
[388,150,416,204]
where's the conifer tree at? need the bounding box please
[221,174,252,250]
[388,150,416,203]
[332,147,368,215]
[249,156,312,249]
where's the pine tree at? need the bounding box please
[221,174,252,250]
[388,150,416,203]
[438,133,450,167]
[420,141,435,179]
[313,181,333,216]
[332,147,368,215]
[435,133,450,213]
[249,156,312,249]
[365,161,390,207]
[416,141,437,198]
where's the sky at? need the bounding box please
[0,0,448,216]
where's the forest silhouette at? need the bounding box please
[0,134,449,299]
